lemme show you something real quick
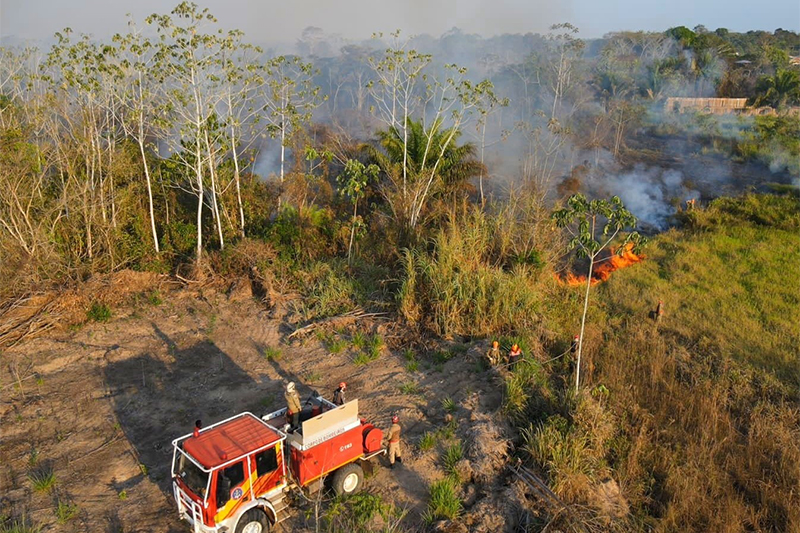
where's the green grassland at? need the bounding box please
[532,194,800,531]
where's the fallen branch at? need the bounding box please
[288,309,389,339]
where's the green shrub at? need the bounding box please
[262,346,282,361]
[441,397,456,413]
[423,477,462,523]
[439,420,457,440]
[521,416,595,494]
[55,501,78,523]
[327,337,348,354]
[353,338,381,365]
[442,442,463,477]
[418,432,437,452]
[0,517,42,533]
[351,331,366,349]
[27,448,38,467]
[324,491,405,532]
[27,469,56,492]
[432,350,454,364]
[147,290,163,306]
[399,381,419,395]
[86,302,111,323]
[295,260,360,320]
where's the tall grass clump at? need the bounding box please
[521,415,596,499]
[27,469,56,493]
[294,260,361,320]
[418,432,437,452]
[55,500,79,523]
[399,205,550,337]
[423,477,462,523]
[0,517,42,533]
[262,346,282,361]
[442,442,463,477]
[324,492,406,532]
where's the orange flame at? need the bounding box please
[557,243,644,286]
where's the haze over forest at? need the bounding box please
[2,0,799,45]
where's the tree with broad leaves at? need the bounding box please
[552,194,644,392]
[752,69,800,108]
[337,159,379,264]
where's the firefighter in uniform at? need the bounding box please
[285,382,302,432]
[387,415,402,469]
[332,382,347,406]
[485,340,501,366]
[569,334,579,372]
[508,343,523,370]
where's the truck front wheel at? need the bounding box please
[235,508,270,533]
[331,463,364,496]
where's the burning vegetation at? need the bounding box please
[558,243,645,286]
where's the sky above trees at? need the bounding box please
[1,0,798,44]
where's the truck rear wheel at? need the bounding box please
[331,463,364,496]
[235,508,270,533]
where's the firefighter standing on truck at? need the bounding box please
[285,382,302,431]
[387,415,402,469]
[332,382,347,406]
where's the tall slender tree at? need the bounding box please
[552,194,643,392]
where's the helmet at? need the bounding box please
[339,382,347,390]
[573,334,579,339]
[512,343,519,351]
[286,381,295,392]
[492,340,499,348]
[392,415,399,424]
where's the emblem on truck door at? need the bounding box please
[231,487,243,500]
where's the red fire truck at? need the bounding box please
[171,393,385,533]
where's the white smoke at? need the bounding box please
[598,165,700,230]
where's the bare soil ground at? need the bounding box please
[0,273,517,532]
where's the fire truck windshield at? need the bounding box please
[178,453,209,498]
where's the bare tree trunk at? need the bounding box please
[138,135,160,253]
[347,200,357,264]
[195,134,204,264]
[230,125,245,238]
[479,120,487,206]
[575,254,593,392]
[203,129,224,249]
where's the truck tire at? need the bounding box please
[235,508,270,533]
[331,463,364,496]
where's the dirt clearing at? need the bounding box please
[1,275,520,532]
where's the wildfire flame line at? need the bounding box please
[557,243,644,286]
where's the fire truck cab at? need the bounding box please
[171,393,384,533]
